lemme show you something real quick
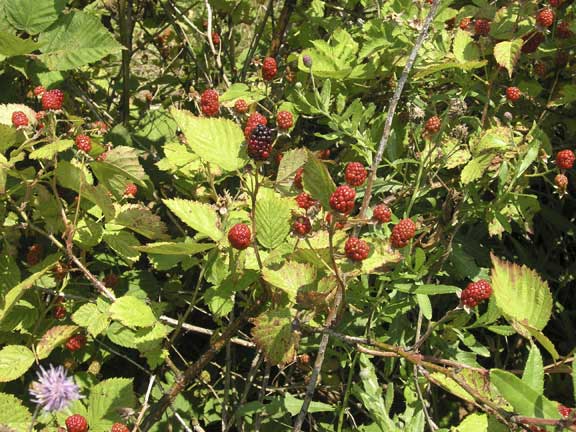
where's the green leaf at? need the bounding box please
[73,217,103,249]
[303,152,336,210]
[4,0,65,34]
[0,123,24,152]
[0,345,35,382]
[452,413,488,432]
[255,190,293,249]
[491,254,552,333]
[262,261,316,302]
[522,344,543,394]
[413,284,461,295]
[36,325,79,359]
[0,31,42,57]
[275,148,308,190]
[55,161,115,220]
[86,378,136,431]
[39,11,123,71]
[493,39,522,78]
[113,204,169,240]
[283,393,333,416]
[103,230,140,264]
[0,258,57,323]
[251,308,300,366]
[453,29,480,63]
[219,83,265,105]
[163,199,223,241]
[91,146,148,191]
[0,393,32,432]
[460,153,494,184]
[171,109,247,172]
[354,354,395,430]
[110,296,157,328]
[413,60,486,80]
[490,369,560,419]
[525,326,559,361]
[0,254,20,295]
[72,302,110,337]
[135,241,215,255]
[29,139,74,159]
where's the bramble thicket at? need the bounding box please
[0,0,575,431]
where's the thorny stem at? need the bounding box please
[357,0,441,222]
[292,225,346,431]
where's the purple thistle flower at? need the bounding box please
[29,364,82,412]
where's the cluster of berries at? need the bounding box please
[65,414,129,432]
[555,149,574,196]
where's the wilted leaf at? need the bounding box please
[251,308,299,366]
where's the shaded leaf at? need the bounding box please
[36,325,79,359]
[251,308,299,366]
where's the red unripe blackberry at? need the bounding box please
[558,404,573,418]
[200,89,219,117]
[244,111,267,138]
[549,0,562,6]
[42,89,64,110]
[228,223,251,250]
[317,148,331,159]
[390,218,416,248]
[124,183,138,197]
[424,116,441,134]
[97,152,108,161]
[325,213,345,230]
[536,8,554,28]
[329,185,356,214]
[277,111,293,130]
[103,273,119,288]
[293,216,312,236]
[65,414,89,432]
[111,423,130,432]
[534,61,546,77]
[522,32,545,53]
[53,305,67,319]
[505,86,521,102]
[295,192,317,210]
[65,334,87,352]
[33,85,46,97]
[26,244,43,266]
[234,99,249,113]
[556,21,573,39]
[212,32,220,45]
[262,57,278,81]
[11,111,29,128]
[248,124,274,160]
[294,167,304,190]
[344,162,367,187]
[460,279,492,307]
[373,204,392,223]
[36,111,46,121]
[555,173,568,192]
[75,135,92,153]
[459,17,471,30]
[556,149,575,169]
[474,19,491,36]
[344,237,370,261]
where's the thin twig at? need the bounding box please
[357,0,441,221]
[132,375,156,432]
[160,315,256,348]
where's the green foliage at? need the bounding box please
[0,0,573,430]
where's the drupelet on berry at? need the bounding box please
[373,204,392,223]
[344,237,370,261]
[65,414,89,432]
[293,216,312,236]
[344,162,367,187]
[329,185,356,214]
[460,279,492,308]
[228,223,251,250]
[390,218,416,248]
[556,149,575,170]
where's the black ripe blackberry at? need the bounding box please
[248,124,274,161]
